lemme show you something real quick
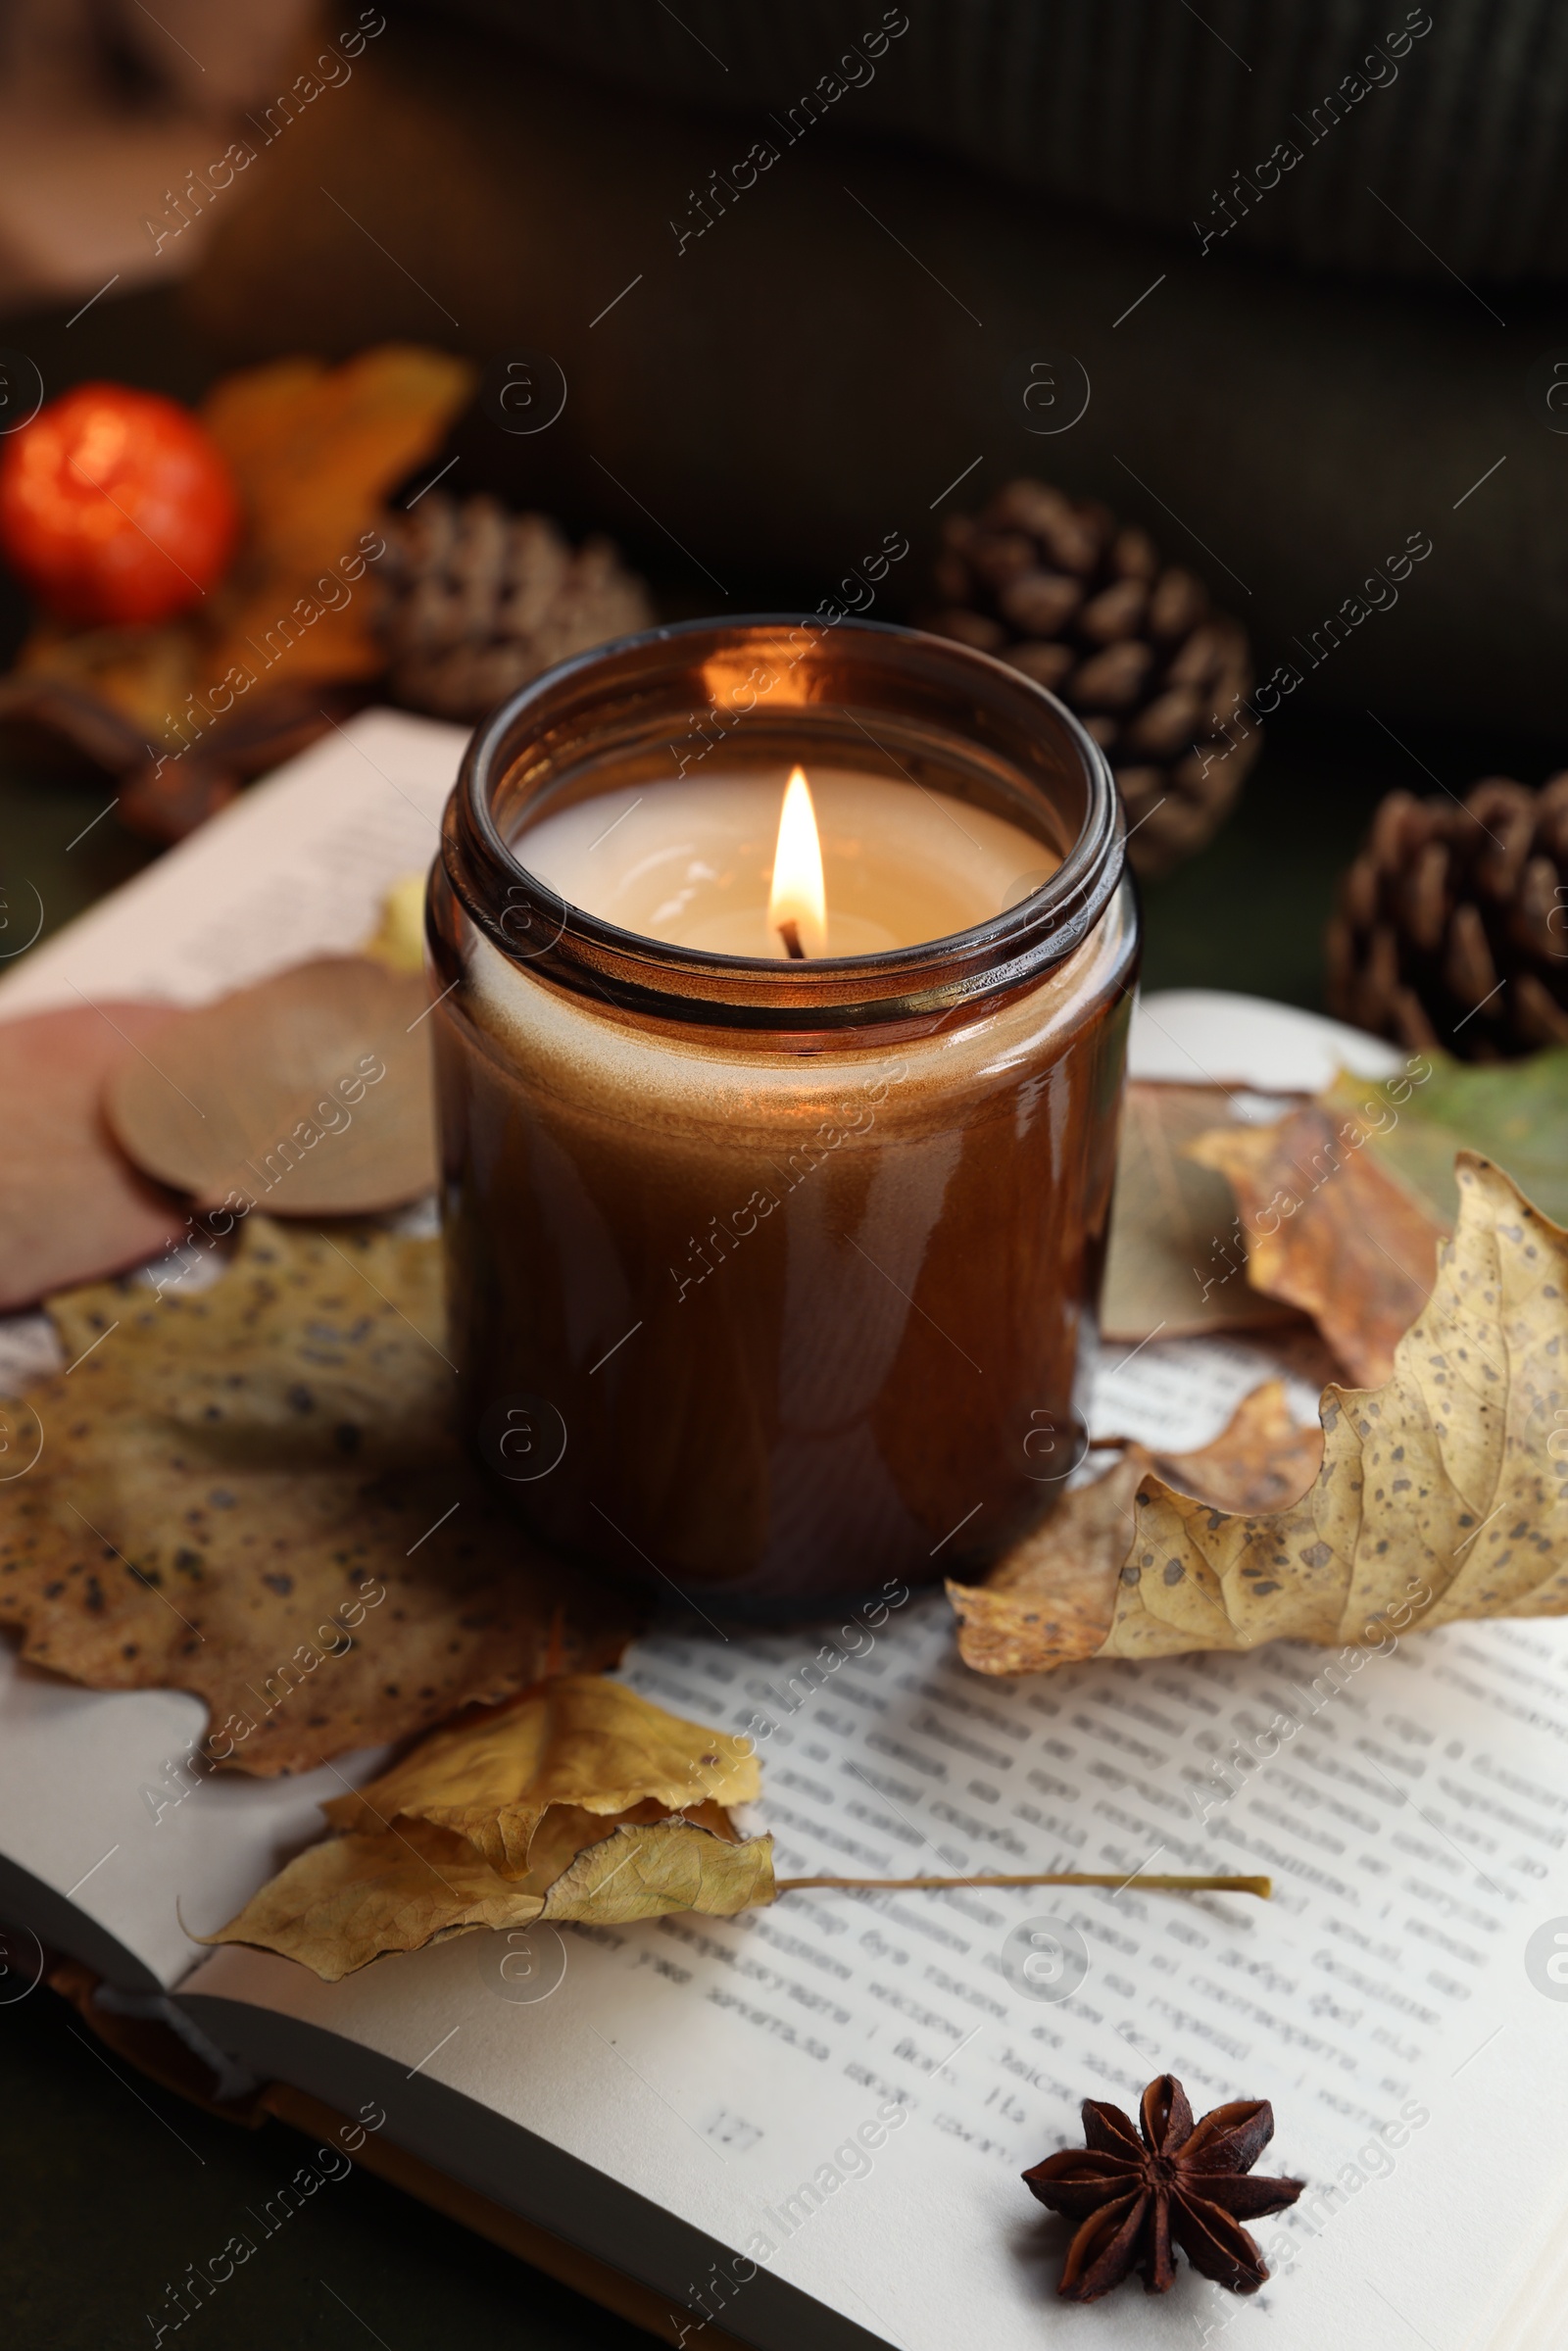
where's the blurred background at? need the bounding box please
[2,0,1565,2339]
[3,0,1567,1032]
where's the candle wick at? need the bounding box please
[778,919,808,960]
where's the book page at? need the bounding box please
[0,1641,388,1990]
[182,1312,1568,2351]
[0,710,466,1019]
[3,712,1564,2344]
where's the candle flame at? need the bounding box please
[768,766,827,957]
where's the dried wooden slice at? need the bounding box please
[103,956,437,1216]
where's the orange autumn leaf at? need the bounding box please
[198,344,474,696]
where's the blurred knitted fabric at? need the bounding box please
[183,5,1567,733]
[446,0,1568,283]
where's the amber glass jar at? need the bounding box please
[428,617,1137,1613]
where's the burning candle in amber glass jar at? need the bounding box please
[428,617,1138,1613]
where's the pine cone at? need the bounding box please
[921,478,1258,879]
[377,493,654,723]
[1326,774,1568,1060]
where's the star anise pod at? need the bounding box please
[1023,2075,1303,2302]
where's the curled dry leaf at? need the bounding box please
[1188,1053,1568,1386]
[0,1004,190,1310]
[951,1383,1323,1676]
[953,1155,1568,1675]
[0,1219,635,1772]
[1100,1084,1309,1344]
[103,957,437,1217]
[1188,1097,1440,1386]
[206,1677,773,1980]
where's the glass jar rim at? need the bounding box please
[443,614,1126,1032]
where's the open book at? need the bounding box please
[2,712,1565,2351]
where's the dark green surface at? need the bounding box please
[2,1982,648,2350]
[2,277,1565,2351]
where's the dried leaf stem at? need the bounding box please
[776,1872,1271,1898]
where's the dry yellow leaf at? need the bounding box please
[206,1678,774,1980]
[954,1154,1568,1674]
[323,1673,760,1878]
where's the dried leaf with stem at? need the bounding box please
[207,1677,775,1979]
[207,1678,1268,1983]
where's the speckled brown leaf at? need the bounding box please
[103,957,436,1217]
[1187,1100,1442,1386]
[0,1003,189,1310]
[0,1218,634,1771]
[204,1682,774,1980]
[955,1155,1567,1675]
[1161,1381,1326,1515]
[950,1383,1322,1675]
[1101,1085,1309,1343]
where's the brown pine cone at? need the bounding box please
[1326,774,1568,1060]
[921,478,1258,879]
[377,492,654,722]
